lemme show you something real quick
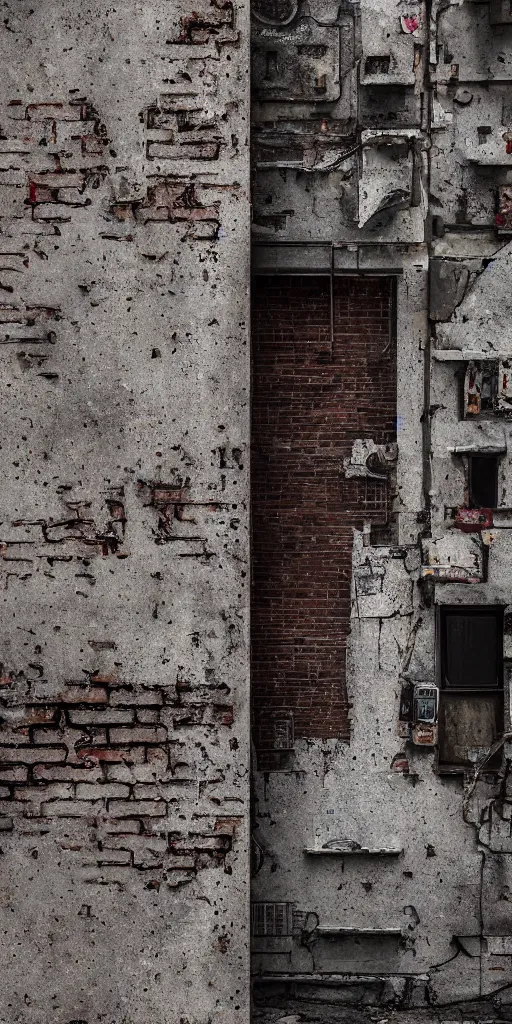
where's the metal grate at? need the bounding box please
[272,711,294,750]
[251,902,294,937]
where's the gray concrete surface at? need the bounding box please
[0,2,250,1022]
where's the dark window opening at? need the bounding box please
[468,455,498,509]
[365,55,390,75]
[477,125,492,145]
[438,606,504,768]
[441,608,502,689]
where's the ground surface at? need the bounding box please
[253,1001,512,1024]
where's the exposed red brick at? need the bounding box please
[176,0,235,44]
[37,686,108,705]
[251,275,396,744]
[75,746,145,763]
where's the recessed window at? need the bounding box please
[464,360,498,418]
[468,455,498,509]
[441,608,501,689]
[477,125,492,145]
[438,607,503,768]
[365,55,390,75]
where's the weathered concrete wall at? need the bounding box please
[0,3,250,1023]
[251,0,512,1017]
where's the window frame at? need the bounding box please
[436,605,505,771]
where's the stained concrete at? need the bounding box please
[0,2,250,1022]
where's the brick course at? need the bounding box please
[251,275,396,744]
[0,680,238,880]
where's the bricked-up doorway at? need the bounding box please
[251,274,397,751]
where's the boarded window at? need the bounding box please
[441,608,501,688]
[438,607,503,768]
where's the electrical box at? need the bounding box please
[398,681,439,746]
[271,711,294,750]
[412,685,438,746]
[414,685,438,723]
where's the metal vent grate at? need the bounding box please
[251,902,294,937]
[272,711,294,750]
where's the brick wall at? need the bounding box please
[251,275,396,745]
[0,676,237,882]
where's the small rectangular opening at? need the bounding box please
[438,606,504,768]
[365,55,390,75]
[477,125,492,145]
[264,51,278,80]
[468,455,498,509]
[251,902,293,937]
[441,608,502,689]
